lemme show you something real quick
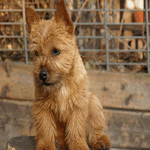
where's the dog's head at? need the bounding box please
[25,0,77,87]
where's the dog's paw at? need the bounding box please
[36,141,57,150]
[98,134,110,150]
[99,143,109,150]
[91,134,111,150]
[36,146,57,150]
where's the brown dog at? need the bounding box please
[25,0,111,149]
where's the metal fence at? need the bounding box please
[0,0,150,73]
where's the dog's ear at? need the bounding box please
[25,7,40,33]
[55,0,74,35]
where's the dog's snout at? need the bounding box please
[39,70,49,81]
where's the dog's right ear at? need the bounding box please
[55,0,74,35]
[25,7,40,33]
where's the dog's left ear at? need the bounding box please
[25,7,40,33]
[55,0,74,35]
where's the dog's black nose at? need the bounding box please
[39,70,48,81]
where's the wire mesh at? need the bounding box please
[0,0,149,73]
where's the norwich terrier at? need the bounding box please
[25,0,111,149]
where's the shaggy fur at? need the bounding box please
[25,0,111,149]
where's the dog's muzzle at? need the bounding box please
[39,69,56,86]
[39,69,49,81]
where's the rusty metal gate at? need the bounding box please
[0,0,150,73]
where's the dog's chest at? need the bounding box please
[59,101,68,116]
[50,99,71,122]
[55,86,73,121]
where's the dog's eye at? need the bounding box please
[35,51,39,56]
[52,49,61,57]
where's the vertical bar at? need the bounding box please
[104,0,109,71]
[145,0,150,73]
[96,0,101,52]
[22,0,28,64]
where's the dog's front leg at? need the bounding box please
[33,102,57,150]
[65,108,89,150]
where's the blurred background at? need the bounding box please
[0,0,150,73]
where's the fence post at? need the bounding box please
[145,0,150,73]
[22,0,29,64]
[104,0,109,71]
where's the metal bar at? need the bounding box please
[26,49,106,52]
[0,8,146,12]
[24,9,105,12]
[0,8,147,12]
[108,49,147,52]
[79,49,105,52]
[0,49,106,52]
[29,49,105,52]
[73,22,104,25]
[0,9,22,12]
[90,62,107,65]
[1,22,148,26]
[104,0,109,71]
[145,0,150,73]
[2,8,144,12]
[107,23,146,25]
[108,36,147,39]
[0,49,25,51]
[107,63,147,65]
[0,62,33,65]
[107,9,145,11]
[0,35,146,39]
[0,36,24,38]
[0,49,146,52]
[0,35,104,39]
[22,0,28,64]
[90,62,147,66]
[0,22,23,25]
[0,22,104,25]
[78,36,147,39]
[76,36,104,39]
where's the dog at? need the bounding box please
[25,0,111,149]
